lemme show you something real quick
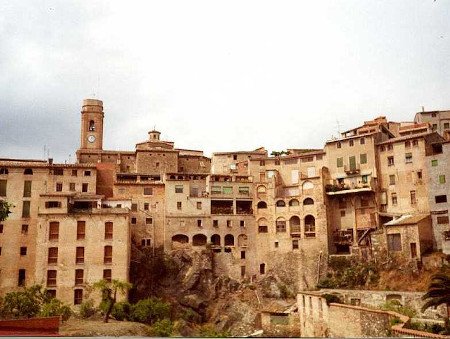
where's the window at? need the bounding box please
[387,144,393,151]
[405,141,411,148]
[258,225,268,233]
[53,168,63,176]
[349,140,354,147]
[18,269,26,286]
[175,185,183,193]
[389,175,396,185]
[413,140,419,147]
[274,241,279,248]
[197,219,203,227]
[233,154,238,160]
[22,201,30,218]
[387,234,402,252]
[23,181,32,197]
[77,221,85,240]
[337,142,341,149]
[432,124,438,131]
[360,137,365,145]
[260,160,265,166]
[131,203,137,212]
[48,247,58,264]
[144,203,149,210]
[74,289,83,305]
[338,198,346,209]
[240,220,245,227]
[21,224,28,234]
[56,183,63,192]
[19,246,27,256]
[103,269,112,282]
[82,183,88,192]
[276,219,286,233]
[223,187,233,194]
[362,175,368,184]
[380,145,385,152]
[24,168,33,175]
[275,159,280,166]
[69,183,76,191]
[131,217,137,224]
[46,289,56,299]
[84,170,91,176]
[75,269,83,285]
[45,201,61,208]
[105,222,113,240]
[104,246,112,264]
[417,171,423,179]
[177,202,182,210]
[437,216,449,224]
[76,247,84,264]
[0,224,3,233]
[436,195,448,204]
[226,220,232,228]
[144,187,153,195]
[239,187,250,195]
[197,202,202,210]
[292,239,299,250]
[213,220,219,227]
[360,154,367,164]
[89,120,95,131]
[141,238,151,247]
[304,215,316,237]
[211,186,221,194]
[337,157,343,168]
[0,180,6,197]
[49,222,59,240]
[241,251,246,259]
[405,153,413,163]
[47,270,57,287]
[410,191,416,205]
[444,122,450,129]
[260,263,266,274]
[71,169,77,176]
[432,159,438,167]
[439,175,446,184]
[391,193,398,206]
[388,156,394,166]
[340,210,345,217]
[0,168,8,175]
[146,218,152,225]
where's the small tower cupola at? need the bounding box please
[148,130,161,141]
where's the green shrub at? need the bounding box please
[150,319,173,337]
[197,324,230,337]
[79,299,96,319]
[130,298,170,325]
[380,300,416,318]
[181,308,201,323]
[111,301,131,321]
[39,298,72,322]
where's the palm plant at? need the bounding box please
[422,273,450,331]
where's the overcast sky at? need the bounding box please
[1,1,449,162]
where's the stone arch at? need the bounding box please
[238,234,248,247]
[289,216,301,233]
[276,200,286,207]
[289,199,300,206]
[224,234,235,246]
[257,185,267,193]
[303,198,314,205]
[302,181,314,190]
[193,234,207,246]
[304,215,316,236]
[257,201,267,209]
[211,234,221,246]
[172,234,189,244]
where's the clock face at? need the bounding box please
[88,135,96,143]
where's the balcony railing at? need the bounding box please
[333,230,354,244]
[344,164,361,174]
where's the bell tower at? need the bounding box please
[80,99,104,150]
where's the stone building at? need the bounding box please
[414,109,450,140]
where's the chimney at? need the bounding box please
[48,158,53,165]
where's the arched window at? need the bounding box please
[24,168,33,175]
[224,234,235,246]
[258,218,268,233]
[289,199,299,206]
[276,217,286,233]
[289,216,301,233]
[170,175,176,179]
[303,198,314,205]
[211,234,221,246]
[257,185,267,193]
[193,234,207,246]
[89,120,95,131]
[305,215,316,237]
[257,201,267,209]
[172,234,189,244]
[302,181,314,190]
[276,200,286,207]
[238,234,248,247]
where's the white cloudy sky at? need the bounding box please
[1,1,449,162]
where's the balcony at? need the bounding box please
[325,178,375,196]
[344,164,360,175]
[333,230,354,245]
[211,200,233,215]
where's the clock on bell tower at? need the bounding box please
[80,99,104,150]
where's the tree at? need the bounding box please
[0,200,12,222]
[94,279,132,323]
[422,273,450,331]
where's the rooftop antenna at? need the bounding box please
[336,119,342,136]
[43,145,47,160]
[422,106,425,113]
